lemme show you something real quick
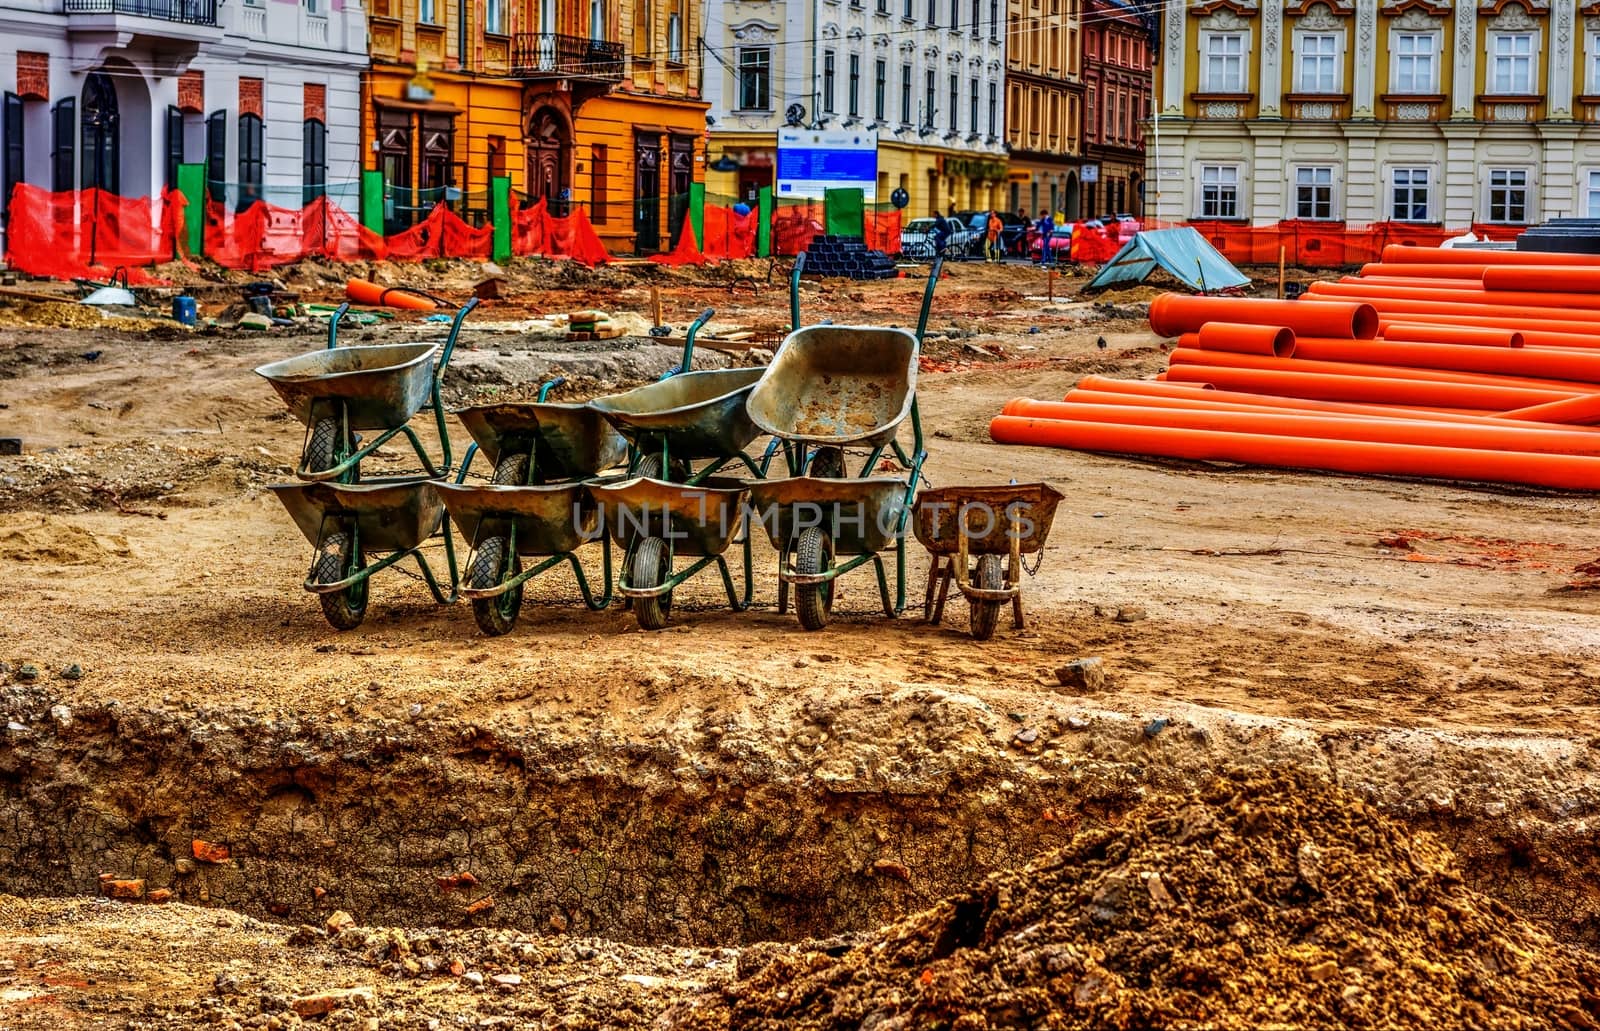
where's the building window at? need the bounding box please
[1587,170,1600,218]
[302,118,326,205]
[1393,33,1437,93]
[1202,33,1246,93]
[1294,166,1334,220]
[419,0,434,23]
[877,0,888,12]
[904,0,912,16]
[970,0,978,34]
[1199,164,1239,219]
[988,0,997,37]
[925,68,935,126]
[591,143,607,223]
[666,6,683,61]
[164,105,184,191]
[1295,34,1338,93]
[1490,33,1535,94]
[1392,167,1430,222]
[874,59,887,120]
[927,0,936,25]
[305,0,322,15]
[823,51,835,114]
[484,0,501,33]
[738,47,771,110]
[204,108,224,202]
[948,73,959,131]
[848,54,860,117]
[950,0,958,29]
[987,80,996,136]
[238,112,263,212]
[969,77,978,135]
[901,63,912,123]
[1487,168,1528,224]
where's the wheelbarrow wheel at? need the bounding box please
[634,453,690,483]
[794,526,835,631]
[631,536,673,630]
[491,452,530,486]
[310,532,367,631]
[305,416,342,474]
[969,554,1004,641]
[468,536,523,637]
[809,446,846,479]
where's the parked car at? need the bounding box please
[956,211,1028,257]
[900,216,979,260]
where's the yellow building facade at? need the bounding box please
[1150,0,1600,228]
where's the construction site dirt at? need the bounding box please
[2,258,1599,1029]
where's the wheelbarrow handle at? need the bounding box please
[681,307,715,375]
[436,297,481,383]
[790,253,806,331]
[325,301,352,350]
[916,258,944,343]
[537,376,567,402]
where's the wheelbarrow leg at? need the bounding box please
[922,554,941,622]
[1008,520,1025,629]
[931,557,953,626]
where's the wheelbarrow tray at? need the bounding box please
[435,481,597,556]
[913,483,1063,557]
[589,476,748,557]
[256,343,438,430]
[268,480,445,553]
[455,402,627,480]
[747,326,919,448]
[588,368,765,460]
[746,476,909,556]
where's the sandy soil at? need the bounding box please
[2,257,1599,1027]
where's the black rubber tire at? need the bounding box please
[794,526,834,631]
[468,536,522,636]
[809,446,846,479]
[305,416,341,474]
[634,452,690,483]
[310,532,367,631]
[631,536,673,630]
[491,452,530,486]
[969,553,1004,641]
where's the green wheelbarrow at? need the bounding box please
[256,299,479,482]
[454,378,628,486]
[268,478,460,630]
[435,480,612,636]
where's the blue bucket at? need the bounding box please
[172,295,197,326]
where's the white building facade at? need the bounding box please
[1148,0,1600,231]
[0,0,366,252]
[703,0,1008,217]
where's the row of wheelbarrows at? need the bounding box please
[255,260,1062,639]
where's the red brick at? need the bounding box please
[106,879,145,900]
[191,840,230,864]
[177,71,204,114]
[16,52,47,101]
[303,82,326,123]
[465,896,495,915]
[146,888,174,903]
[239,78,263,119]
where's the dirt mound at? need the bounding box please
[0,517,131,563]
[665,771,1600,1031]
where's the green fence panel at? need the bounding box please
[491,176,512,263]
[176,163,205,258]
[688,182,705,249]
[757,186,773,258]
[824,187,865,238]
[360,170,385,237]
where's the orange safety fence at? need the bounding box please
[203,196,385,272]
[511,197,611,267]
[701,204,759,260]
[772,201,825,257]
[864,208,904,256]
[1178,220,1525,268]
[5,183,183,283]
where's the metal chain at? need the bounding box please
[1022,546,1046,578]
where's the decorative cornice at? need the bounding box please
[1287,0,1351,11]
[1480,0,1548,13]
[1382,0,1450,12]
[1190,0,1259,14]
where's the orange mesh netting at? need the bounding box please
[651,224,709,266]
[1182,221,1524,267]
[701,204,758,260]
[512,198,610,266]
[772,201,824,256]
[204,196,385,272]
[384,203,492,262]
[863,208,903,256]
[5,183,179,283]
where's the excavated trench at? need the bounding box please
[2,685,1599,952]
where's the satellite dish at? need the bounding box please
[890,188,909,210]
[785,103,806,126]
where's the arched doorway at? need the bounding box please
[1129,173,1144,218]
[1064,171,1080,220]
[81,72,119,194]
[525,106,570,212]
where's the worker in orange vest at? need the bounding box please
[985,210,1003,263]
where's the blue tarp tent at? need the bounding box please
[1085,226,1251,293]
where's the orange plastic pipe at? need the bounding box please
[1285,338,1600,385]
[1068,380,1498,422]
[1162,365,1580,410]
[1375,316,1598,348]
[988,417,1600,490]
[1194,322,1296,357]
[1493,394,1600,425]
[1359,263,1492,280]
[1149,293,1379,339]
[1378,323,1523,348]
[1167,347,1592,393]
[1307,280,1600,312]
[345,278,438,311]
[1306,296,1600,330]
[1013,395,1434,423]
[1482,267,1600,294]
[997,402,1600,455]
[1344,276,1487,290]
[1073,375,1491,418]
[1382,245,1600,267]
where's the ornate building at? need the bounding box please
[703,0,1008,218]
[1004,0,1086,219]
[1148,0,1600,229]
[1081,0,1151,217]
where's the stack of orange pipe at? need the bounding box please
[989,276,1600,489]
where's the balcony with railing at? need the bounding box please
[1379,94,1446,122]
[1284,93,1348,120]
[509,33,625,81]
[65,0,217,24]
[1477,95,1545,123]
